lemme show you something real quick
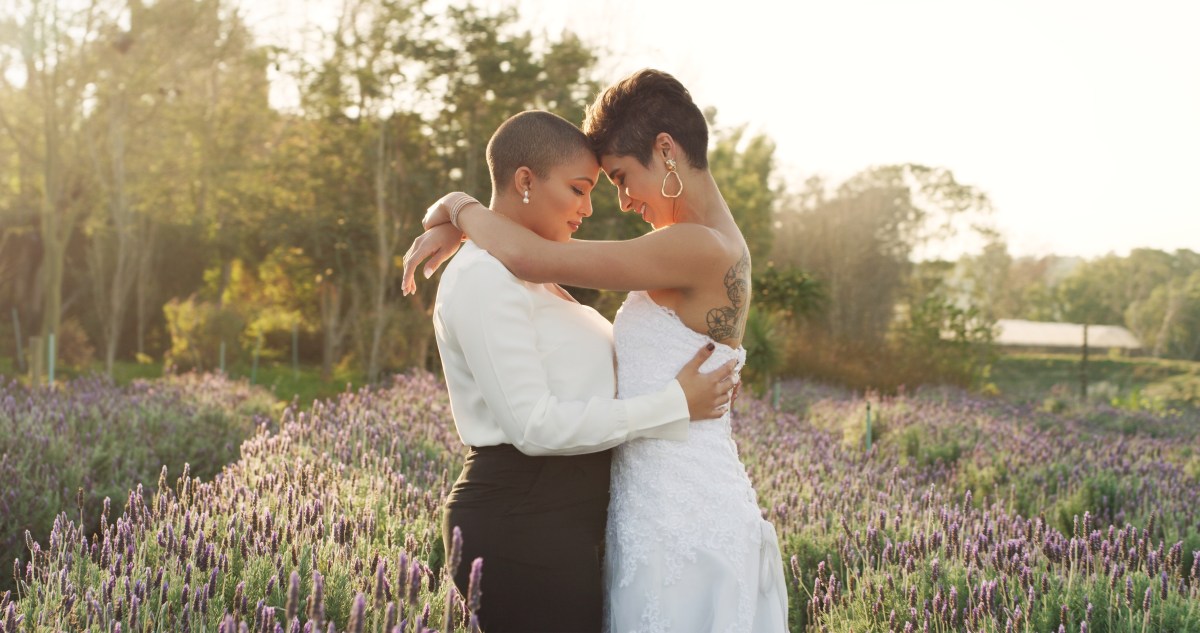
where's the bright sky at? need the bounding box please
[245,0,1200,260]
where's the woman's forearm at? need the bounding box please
[423,192,479,230]
[422,202,450,230]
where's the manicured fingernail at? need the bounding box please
[424,268,433,279]
[705,342,715,351]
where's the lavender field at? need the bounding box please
[0,373,275,597]
[1,373,1198,632]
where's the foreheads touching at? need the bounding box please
[582,69,710,171]
[486,110,595,198]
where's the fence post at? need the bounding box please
[251,335,262,384]
[29,335,43,387]
[1080,323,1089,401]
[11,309,24,373]
[47,333,56,387]
[865,401,873,452]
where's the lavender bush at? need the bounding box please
[3,372,468,632]
[0,373,275,595]
[746,384,1200,631]
[2,373,1198,631]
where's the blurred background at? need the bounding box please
[2,0,1198,403]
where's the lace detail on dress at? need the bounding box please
[604,291,789,633]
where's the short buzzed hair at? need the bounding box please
[486,110,593,194]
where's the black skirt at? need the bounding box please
[443,444,613,633]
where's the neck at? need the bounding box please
[670,169,730,227]
[490,195,535,231]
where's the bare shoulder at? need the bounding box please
[653,223,746,270]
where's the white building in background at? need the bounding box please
[994,319,1142,353]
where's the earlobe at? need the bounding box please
[513,166,533,198]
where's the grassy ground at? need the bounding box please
[990,351,1200,406]
[0,356,370,405]
[6,352,1197,410]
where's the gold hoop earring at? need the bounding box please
[522,189,530,204]
[661,158,683,198]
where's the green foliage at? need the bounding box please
[991,352,1200,408]
[162,295,246,372]
[54,317,96,370]
[805,398,891,450]
[766,164,1002,391]
[897,425,963,468]
[1053,472,1123,536]
[0,0,613,381]
[1127,270,1200,361]
[753,265,825,321]
[997,249,1200,363]
[740,307,782,396]
[742,265,826,397]
[896,291,997,388]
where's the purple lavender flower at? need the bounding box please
[286,570,300,621]
[374,559,387,607]
[467,557,484,613]
[448,526,463,578]
[348,593,366,633]
[384,601,397,631]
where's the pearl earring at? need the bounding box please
[522,189,530,204]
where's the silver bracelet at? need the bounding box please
[449,195,479,230]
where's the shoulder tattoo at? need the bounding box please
[705,249,750,341]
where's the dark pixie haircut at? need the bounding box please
[486,110,592,193]
[583,69,709,170]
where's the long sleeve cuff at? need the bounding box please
[623,379,690,441]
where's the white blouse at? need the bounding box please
[433,242,690,456]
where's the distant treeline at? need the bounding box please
[2,0,1192,391]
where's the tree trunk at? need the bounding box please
[95,89,137,376]
[27,4,92,372]
[39,238,64,349]
[1152,285,1181,358]
[135,219,158,357]
[367,121,390,382]
[215,258,232,308]
[320,281,340,383]
[320,280,360,384]
[38,61,65,350]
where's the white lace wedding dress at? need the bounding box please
[604,291,789,633]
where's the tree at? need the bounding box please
[1125,257,1200,360]
[896,273,997,387]
[0,0,102,370]
[957,236,1011,322]
[773,164,994,345]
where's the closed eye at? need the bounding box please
[571,186,584,196]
